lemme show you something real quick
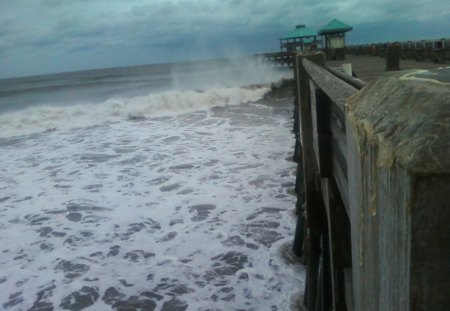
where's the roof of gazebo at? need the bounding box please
[319,19,352,34]
[281,24,318,40]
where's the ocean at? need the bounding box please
[0,58,305,310]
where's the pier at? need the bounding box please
[327,53,447,83]
[256,37,450,69]
[255,51,296,67]
[290,50,449,310]
[347,38,450,63]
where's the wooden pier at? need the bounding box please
[255,51,296,67]
[256,37,449,71]
[327,54,447,83]
[290,51,450,311]
[347,38,450,63]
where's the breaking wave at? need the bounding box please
[0,86,271,138]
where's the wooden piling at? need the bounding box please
[385,44,400,71]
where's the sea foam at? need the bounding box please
[0,94,304,310]
[0,86,270,138]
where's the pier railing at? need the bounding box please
[292,51,450,311]
[255,51,296,67]
[346,38,450,62]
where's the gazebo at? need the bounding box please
[280,25,320,52]
[319,19,353,60]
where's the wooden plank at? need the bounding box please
[310,80,320,169]
[330,113,347,160]
[320,179,336,311]
[297,52,327,231]
[306,231,322,310]
[331,149,349,212]
[329,101,348,213]
[344,268,355,311]
[324,65,366,90]
[296,51,328,311]
[320,178,352,311]
[310,82,332,177]
[302,58,359,110]
[385,45,400,71]
[330,100,346,133]
[297,52,320,309]
[292,54,306,257]
[330,134,348,180]
[345,122,363,310]
[326,55,447,83]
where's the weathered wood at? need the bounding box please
[302,58,359,110]
[296,51,328,311]
[292,53,306,258]
[310,84,332,177]
[347,38,450,63]
[294,51,449,311]
[330,107,347,166]
[305,231,322,310]
[321,178,352,311]
[322,233,333,311]
[329,101,349,212]
[346,67,450,311]
[296,51,354,311]
[255,51,296,67]
[344,268,354,311]
[430,49,442,63]
[324,65,366,90]
[411,176,450,311]
[293,209,305,257]
[327,54,447,84]
[331,146,349,211]
[385,45,400,71]
[314,234,333,311]
[297,51,327,232]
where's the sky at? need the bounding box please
[0,0,449,78]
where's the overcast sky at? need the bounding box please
[0,0,449,78]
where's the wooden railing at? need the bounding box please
[292,51,355,311]
[254,51,296,67]
[346,38,450,63]
[291,51,450,311]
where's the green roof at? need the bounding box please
[282,24,318,39]
[319,19,352,34]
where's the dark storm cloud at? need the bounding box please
[0,0,448,78]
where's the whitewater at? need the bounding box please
[0,58,305,310]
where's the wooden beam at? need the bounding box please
[296,51,327,310]
[321,178,352,311]
[302,58,359,110]
[310,84,332,178]
[297,51,327,232]
[324,65,366,90]
[385,45,400,71]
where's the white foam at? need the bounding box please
[0,86,270,138]
[0,98,304,310]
